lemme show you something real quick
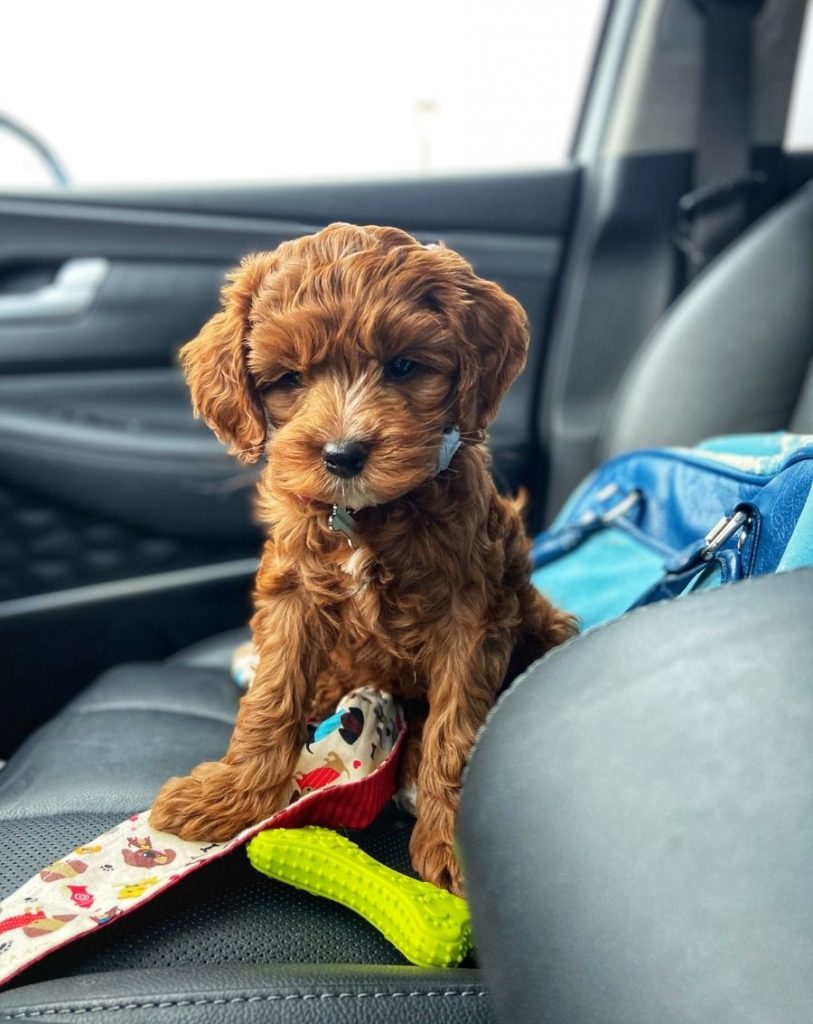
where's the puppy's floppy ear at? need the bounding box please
[458,277,529,431]
[179,253,275,464]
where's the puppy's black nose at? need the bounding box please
[322,440,370,478]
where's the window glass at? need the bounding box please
[786,2,813,150]
[0,0,606,188]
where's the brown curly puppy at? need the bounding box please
[150,223,575,894]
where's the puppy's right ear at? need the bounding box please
[180,253,276,464]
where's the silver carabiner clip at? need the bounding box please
[700,509,749,560]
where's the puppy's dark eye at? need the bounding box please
[385,357,416,381]
[268,371,302,389]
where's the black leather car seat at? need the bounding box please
[1,183,811,1018]
[459,569,813,1024]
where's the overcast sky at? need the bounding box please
[3,1,810,190]
[1,0,606,188]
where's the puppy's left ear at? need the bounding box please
[458,278,530,431]
[180,253,276,463]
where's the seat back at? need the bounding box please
[600,183,813,459]
[459,569,813,1024]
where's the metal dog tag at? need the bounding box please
[328,504,356,547]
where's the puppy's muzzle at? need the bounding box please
[322,440,370,479]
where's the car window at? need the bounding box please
[786,0,813,149]
[0,0,606,189]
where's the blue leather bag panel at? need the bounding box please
[532,433,813,629]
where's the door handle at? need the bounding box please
[0,258,109,322]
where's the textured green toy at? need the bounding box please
[246,826,473,968]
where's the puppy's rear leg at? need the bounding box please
[151,589,334,840]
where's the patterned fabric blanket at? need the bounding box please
[0,687,405,988]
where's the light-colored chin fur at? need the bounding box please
[325,485,379,511]
[270,460,440,517]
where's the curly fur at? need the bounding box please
[150,223,576,894]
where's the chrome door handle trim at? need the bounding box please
[0,258,110,322]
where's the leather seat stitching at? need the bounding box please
[1,988,489,1017]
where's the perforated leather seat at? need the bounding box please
[1,184,811,1018]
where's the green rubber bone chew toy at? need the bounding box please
[247,826,473,968]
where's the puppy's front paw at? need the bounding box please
[409,818,464,896]
[149,768,228,841]
[149,761,287,842]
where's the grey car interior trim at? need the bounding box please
[0,557,258,620]
[0,167,578,236]
[604,0,807,158]
[573,0,642,162]
[540,155,813,523]
[0,369,262,538]
[0,563,254,756]
[0,257,108,321]
[0,198,317,262]
[539,153,691,521]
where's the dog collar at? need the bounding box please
[328,426,462,547]
[435,426,462,474]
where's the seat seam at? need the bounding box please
[64,705,237,726]
[0,988,489,1017]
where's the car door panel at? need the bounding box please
[0,260,227,372]
[0,370,258,552]
[40,167,578,235]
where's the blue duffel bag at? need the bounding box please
[531,432,813,631]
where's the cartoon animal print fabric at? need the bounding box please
[0,687,404,987]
